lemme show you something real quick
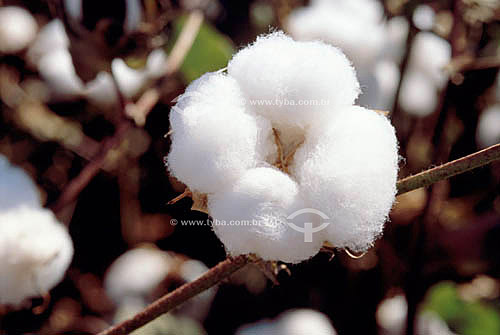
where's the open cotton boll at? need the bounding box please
[26,19,70,68]
[208,167,324,263]
[477,105,500,148]
[399,70,438,117]
[0,7,38,54]
[0,206,73,307]
[146,48,168,79]
[412,5,436,31]
[291,107,398,252]
[384,16,409,64]
[408,32,451,88]
[178,259,216,321]
[236,309,337,335]
[374,60,401,111]
[104,247,173,306]
[287,1,385,69]
[168,72,273,194]
[111,58,150,99]
[38,48,85,101]
[228,32,359,129]
[0,155,41,210]
[84,72,120,109]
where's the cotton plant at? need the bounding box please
[286,0,407,110]
[0,155,74,308]
[476,104,500,148]
[236,309,337,335]
[166,32,399,264]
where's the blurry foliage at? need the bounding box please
[168,14,235,83]
[424,281,500,335]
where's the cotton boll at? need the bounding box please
[146,48,168,79]
[168,73,273,194]
[476,105,500,148]
[412,5,436,31]
[0,7,38,54]
[38,48,85,101]
[376,294,407,334]
[287,1,385,69]
[278,309,337,335]
[84,71,120,109]
[0,206,73,307]
[408,32,451,88]
[0,155,41,210]
[228,32,359,129]
[399,70,438,117]
[208,167,324,263]
[104,247,173,306]
[373,60,401,111]
[236,309,337,335]
[384,16,409,64]
[26,20,70,68]
[111,58,149,99]
[178,259,216,321]
[291,107,398,252]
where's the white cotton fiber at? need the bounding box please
[374,60,401,111]
[384,16,409,64]
[0,155,41,210]
[291,107,399,252]
[104,247,172,305]
[408,32,451,88]
[287,0,385,69]
[476,105,500,148]
[111,58,149,99]
[27,19,70,68]
[84,71,120,109]
[208,167,324,263]
[228,32,359,129]
[0,206,73,307]
[412,5,435,31]
[38,48,85,101]
[399,70,438,117]
[0,7,38,54]
[237,309,337,335]
[167,72,273,194]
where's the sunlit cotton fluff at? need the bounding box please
[208,167,323,263]
[167,32,399,263]
[236,309,337,335]
[0,6,38,54]
[168,72,273,194]
[291,106,399,252]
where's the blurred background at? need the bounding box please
[0,0,499,334]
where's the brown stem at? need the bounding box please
[396,143,500,195]
[96,255,250,335]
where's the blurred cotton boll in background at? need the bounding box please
[0,6,38,54]
[476,104,500,148]
[104,246,216,322]
[0,155,74,308]
[399,32,451,117]
[236,309,337,335]
[286,0,403,110]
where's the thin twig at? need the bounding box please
[125,10,204,126]
[96,255,250,335]
[50,122,132,215]
[397,143,500,195]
